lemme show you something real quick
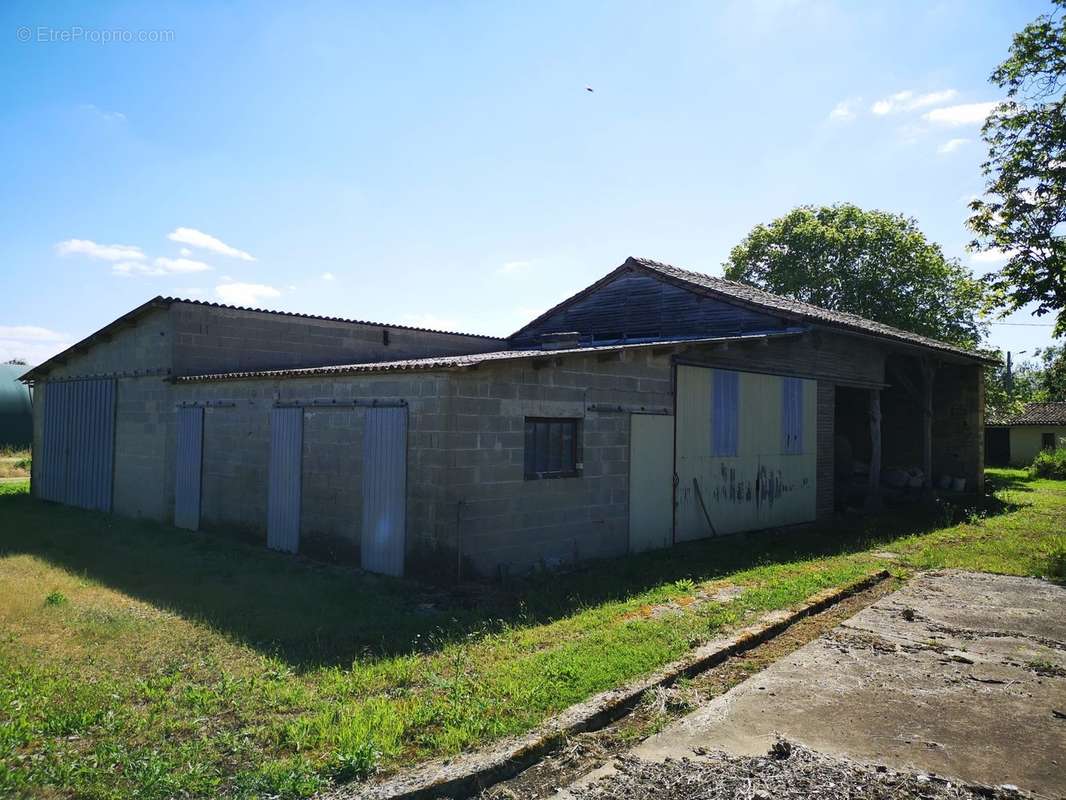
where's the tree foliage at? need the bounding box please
[723,203,987,348]
[1038,343,1066,398]
[985,354,1046,418]
[969,1,1066,333]
[984,344,1066,419]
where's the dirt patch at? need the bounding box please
[567,740,1034,800]
[477,577,900,800]
[623,584,748,621]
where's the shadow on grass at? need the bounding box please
[984,469,1036,494]
[0,474,1027,670]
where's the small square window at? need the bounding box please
[1042,432,1056,451]
[524,418,581,479]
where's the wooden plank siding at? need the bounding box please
[511,271,787,347]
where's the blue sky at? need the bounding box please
[0,0,1057,366]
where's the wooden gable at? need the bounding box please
[510,266,789,346]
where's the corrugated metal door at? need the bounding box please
[174,407,204,531]
[267,407,303,553]
[38,379,115,511]
[361,406,407,576]
[629,413,674,553]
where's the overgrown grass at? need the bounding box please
[0,447,30,479]
[0,470,1063,799]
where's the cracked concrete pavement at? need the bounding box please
[558,571,1066,798]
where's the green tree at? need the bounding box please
[985,353,1047,419]
[969,1,1066,333]
[723,204,987,347]
[984,345,1066,420]
[1037,344,1066,398]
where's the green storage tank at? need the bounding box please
[0,363,32,449]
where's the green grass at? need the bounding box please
[0,469,1063,799]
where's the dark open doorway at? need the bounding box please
[985,427,1010,466]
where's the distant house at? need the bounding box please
[985,402,1066,467]
[21,257,992,578]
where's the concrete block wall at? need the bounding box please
[300,406,364,560]
[113,377,174,520]
[43,308,173,379]
[674,330,887,387]
[170,303,502,376]
[199,395,272,537]
[431,348,674,577]
[172,372,452,561]
[932,364,984,492]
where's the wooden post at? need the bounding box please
[866,388,882,511]
[920,359,937,491]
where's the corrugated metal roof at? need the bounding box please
[173,330,805,383]
[997,402,1066,426]
[513,257,996,363]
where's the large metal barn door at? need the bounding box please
[361,406,407,576]
[38,379,116,511]
[629,413,674,553]
[267,407,303,553]
[174,406,204,530]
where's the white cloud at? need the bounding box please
[923,101,998,126]
[937,138,970,154]
[167,227,255,261]
[827,100,858,122]
[872,89,958,116]
[498,260,532,275]
[321,272,335,281]
[153,257,211,273]
[179,247,192,257]
[112,261,165,277]
[0,325,72,366]
[971,247,1018,263]
[402,313,462,331]
[215,282,281,306]
[111,257,212,277]
[0,325,66,342]
[55,239,145,262]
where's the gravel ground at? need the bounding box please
[567,740,1036,800]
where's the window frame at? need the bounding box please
[523,417,582,480]
[1042,432,1057,452]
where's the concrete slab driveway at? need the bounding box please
[568,571,1066,798]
